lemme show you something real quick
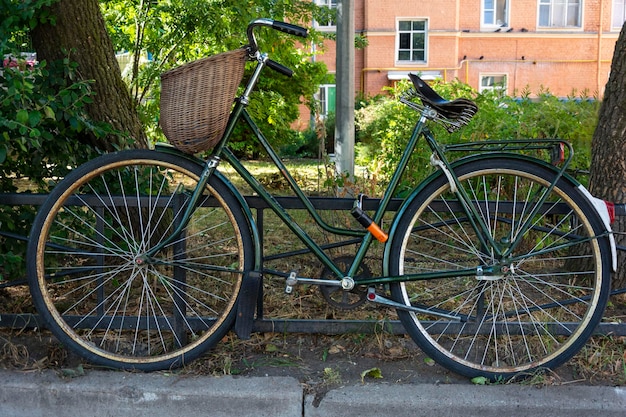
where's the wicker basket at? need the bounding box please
[160,48,248,154]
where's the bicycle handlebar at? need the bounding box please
[272,21,308,38]
[246,18,308,77]
[266,59,294,77]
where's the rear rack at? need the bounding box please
[443,139,573,168]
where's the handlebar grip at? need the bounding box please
[271,21,308,38]
[266,59,294,77]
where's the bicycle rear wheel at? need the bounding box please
[27,149,253,371]
[388,157,611,380]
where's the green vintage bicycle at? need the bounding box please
[26,19,616,380]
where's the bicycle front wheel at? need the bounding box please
[388,157,611,380]
[27,149,253,371]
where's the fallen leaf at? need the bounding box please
[471,376,489,385]
[328,345,344,354]
[360,367,383,383]
[387,347,404,358]
[61,364,85,378]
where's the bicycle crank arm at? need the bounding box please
[284,270,354,294]
[366,288,463,322]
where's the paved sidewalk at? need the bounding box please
[0,369,625,417]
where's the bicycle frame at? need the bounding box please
[147,40,594,292]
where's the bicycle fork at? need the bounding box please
[136,156,220,264]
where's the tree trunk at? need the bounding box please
[31,0,147,150]
[588,23,626,289]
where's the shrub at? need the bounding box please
[355,79,599,196]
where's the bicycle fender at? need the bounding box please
[576,185,617,272]
[454,155,617,270]
[383,153,617,274]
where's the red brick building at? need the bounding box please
[304,0,623,125]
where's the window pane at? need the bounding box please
[539,4,550,26]
[413,34,424,49]
[398,51,411,61]
[413,51,425,61]
[413,21,425,31]
[553,1,565,26]
[613,0,626,28]
[496,0,508,25]
[484,11,494,24]
[327,87,336,113]
[567,3,580,26]
[399,21,411,31]
[399,33,411,49]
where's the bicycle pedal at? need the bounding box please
[285,270,297,294]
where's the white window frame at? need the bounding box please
[612,0,626,30]
[479,74,508,94]
[481,0,510,29]
[538,0,582,28]
[314,0,337,31]
[317,84,336,117]
[396,18,428,65]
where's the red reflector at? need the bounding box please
[605,201,615,224]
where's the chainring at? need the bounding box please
[319,255,371,310]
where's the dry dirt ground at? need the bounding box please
[1,291,625,396]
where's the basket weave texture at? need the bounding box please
[160,48,247,154]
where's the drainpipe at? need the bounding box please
[597,0,605,95]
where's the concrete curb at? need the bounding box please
[1,369,625,417]
[0,370,302,417]
[304,383,626,417]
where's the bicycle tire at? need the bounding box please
[388,157,611,380]
[27,149,254,371]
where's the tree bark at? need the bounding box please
[588,23,626,289]
[31,0,147,150]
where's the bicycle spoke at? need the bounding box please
[28,151,251,370]
[391,159,609,379]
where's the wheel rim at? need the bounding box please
[34,158,246,367]
[395,165,606,376]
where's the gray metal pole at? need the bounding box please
[334,0,355,179]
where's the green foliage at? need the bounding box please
[355,81,425,196]
[100,0,329,156]
[0,0,57,51]
[0,58,117,179]
[355,79,599,195]
[0,0,117,280]
[466,86,599,176]
[280,128,320,158]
